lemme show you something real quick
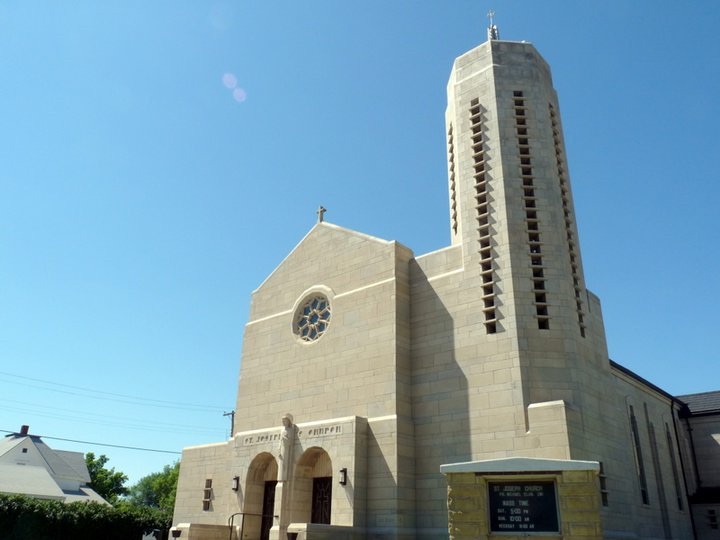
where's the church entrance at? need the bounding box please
[310,477,332,524]
[244,453,278,540]
[260,480,277,540]
[292,447,333,526]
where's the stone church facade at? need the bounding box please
[171,31,719,540]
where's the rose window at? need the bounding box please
[294,295,331,342]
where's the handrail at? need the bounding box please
[227,512,279,540]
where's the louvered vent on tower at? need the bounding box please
[448,124,458,236]
[549,103,585,337]
[514,91,550,330]
[470,98,497,334]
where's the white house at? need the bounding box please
[0,425,108,505]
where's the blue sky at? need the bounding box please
[1,2,718,485]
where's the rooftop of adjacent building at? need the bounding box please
[0,425,108,505]
[0,425,92,483]
[677,391,720,415]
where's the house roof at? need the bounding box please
[33,437,87,480]
[63,486,108,504]
[677,391,720,415]
[0,436,24,458]
[0,431,108,505]
[55,450,91,483]
[0,464,65,500]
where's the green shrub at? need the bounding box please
[0,494,171,540]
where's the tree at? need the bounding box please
[127,462,179,512]
[85,452,129,504]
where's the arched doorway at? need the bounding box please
[244,453,278,540]
[292,447,333,525]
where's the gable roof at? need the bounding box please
[253,221,410,293]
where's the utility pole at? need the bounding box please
[223,410,235,438]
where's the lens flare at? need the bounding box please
[233,88,247,102]
[222,73,237,89]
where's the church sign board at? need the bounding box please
[488,481,559,533]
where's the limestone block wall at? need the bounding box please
[365,415,416,535]
[235,224,413,433]
[590,367,693,539]
[525,400,571,459]
[410,249,529,535]
[410,248,588,534]
[173,442,233,527]
[229,416,367,530]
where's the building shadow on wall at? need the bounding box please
[365,423,401,536]
[409,260,471,533]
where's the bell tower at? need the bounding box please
[446,27,588,338]
[444,24,609,426]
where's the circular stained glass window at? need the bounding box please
[294,294,331,342]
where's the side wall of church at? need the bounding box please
[591,371,693,539]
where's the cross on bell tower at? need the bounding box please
[487,10,500,40]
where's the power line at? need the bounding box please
[0,377,220,412]
[0,398,225,436]
[0,429,181,455]
[1,405,225,438]
[0,370,229,412]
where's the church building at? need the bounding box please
[171,24,720,540]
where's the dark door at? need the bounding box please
[311,476,332,524]
[261,480,277,540]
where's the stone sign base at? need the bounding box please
[441,457,602,540]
